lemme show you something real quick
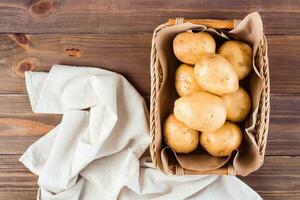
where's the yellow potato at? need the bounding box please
[200,122,242,157]
[173,31,216,65]
[174,91,226,132]
[218,40,253,80]
[222,87,251,122]
[175,64,203,96]
[194,53,239,96]
[163,114,199,153]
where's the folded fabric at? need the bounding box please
[20,65,262,200]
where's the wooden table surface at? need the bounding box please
[0,0,299,199]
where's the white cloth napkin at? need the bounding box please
[20,65,262,200]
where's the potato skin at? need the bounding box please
[200,122,242,157]
[218,40,253,80]
[175,64,203,96]
[222,87,251,122]
[163,114,199,153]
[194,53,239,96]
[173,32,216,65]
[174,91,227,132]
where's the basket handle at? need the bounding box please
[168,18,238,29]
[184,166,238,176]
[171,164,238,176]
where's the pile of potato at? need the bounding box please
[163,31,252,157]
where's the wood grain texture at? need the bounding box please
[0,95,61,154]
[269,35,300,94]
[0,191,36,200]
[241,156,300,200]
[267,94,300,156]
[0,34,299,94]
[0,155,299,200]
[0,155,37,190]
[0,0,299,34]
[0,136,40,154]
[0,33,151,95]
[0,118,54,136]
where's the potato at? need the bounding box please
[174,91,226,132]
[175,64,203,96]
[163,114,199,153]
[218,40,253,80]
[173,31,216,65]
[222,87,251,122]
[200,122,242,157]
[194,53,239,96]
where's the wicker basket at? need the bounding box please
[150,18,270,176]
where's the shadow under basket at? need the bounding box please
[150,15,270,176]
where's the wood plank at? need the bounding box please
[0,33,151,95]
[0,94,33,114]
[0,115,58,154]
[0,191,36,200]
[0,34,299,94]
[0,94,61,154]
[268,35,300,94]
[0,118,54,137]
[266,94,300,156]
[0,136,40,155]
[241,156,300,200]
[0,155,298,199]
[0,0,299,34]
[0,155,37,191]
[0,94,299,155]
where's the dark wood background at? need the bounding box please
[0,0,299,199]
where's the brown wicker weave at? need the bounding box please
[150,18,270,176]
